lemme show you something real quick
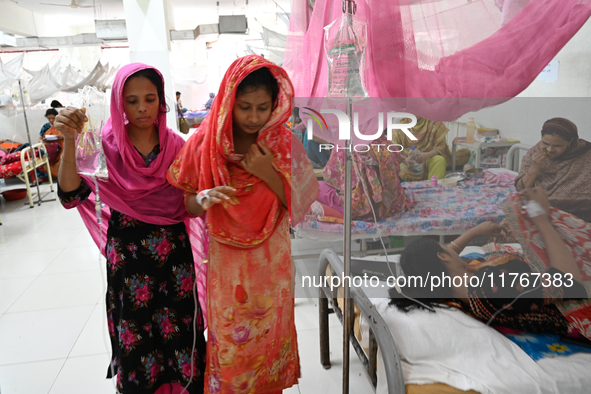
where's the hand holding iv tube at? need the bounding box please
[76,86,108,180]
[70,87,108,225]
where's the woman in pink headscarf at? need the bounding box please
[54,64,205,394]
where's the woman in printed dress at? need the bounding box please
[167,55,318,394]
[54,63,206,394]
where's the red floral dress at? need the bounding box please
[58,146,206,394]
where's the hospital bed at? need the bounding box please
[183,110,210,126]
[317,248,591,394]
[16,142,55,208]
[506,143,533,172]
[292,139,534,260]
[0,143,54,208]
[293,170,516,261]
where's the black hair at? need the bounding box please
[127,68,169,113]
[45,108,58,117]
[236,67,279,106]
[388,238,454,312]
[176,91,181,95]
[50,100,63,108]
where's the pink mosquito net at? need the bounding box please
[284,0,591,120]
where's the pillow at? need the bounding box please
[370,299,559,394]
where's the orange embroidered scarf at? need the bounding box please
[167,55,318,247]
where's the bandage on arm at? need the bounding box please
[195,189,211,207]
[185,190,208,216]
[525,200,546,218]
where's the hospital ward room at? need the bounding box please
[1,0,591,393]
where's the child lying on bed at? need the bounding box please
[390,187,589,337]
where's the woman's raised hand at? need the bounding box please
[531,150,548,170]
[54,107,88,141]
[241,143,275,181]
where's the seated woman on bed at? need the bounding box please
[319,135,411,221]
[390,117,470,182]
[39,108,58,142]
[515,117,591,222]
[391,187,587,336]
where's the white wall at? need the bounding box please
[0,108,48,143]
[457,98,591,148]
[517,18,591,98]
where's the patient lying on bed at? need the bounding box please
[390,187,589,337]
[374,187,591,393]
[0,145,25,179]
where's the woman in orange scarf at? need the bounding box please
[167,55,318,394]
[41,126,64,177]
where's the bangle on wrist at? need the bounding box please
[450,241,462,251]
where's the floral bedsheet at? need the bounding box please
[295,183,515,241]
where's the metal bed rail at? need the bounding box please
[291,233,454,261]
[318,248,405,394]
[16,142,55,207]
[505,143,532,172]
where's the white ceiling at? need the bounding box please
[11,0,124,21]
[10,0,291,34]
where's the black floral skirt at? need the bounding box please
[104,209,205,394]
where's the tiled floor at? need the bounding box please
[0,186,373,394]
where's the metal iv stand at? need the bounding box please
[18,80,56,206]
[340,1,356,393]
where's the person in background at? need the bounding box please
[515,117,591,222]
[50,100,64,109]
[204,93,215,110]
[288,106,301,129]
[176,91,183,116]
[40,125,64,178]
[391,117,470,182]
[1,143,48,183]
[31,108,59,182]
[321,134,410,220]
[39,108,58,141]
[292,122,331,169]
[390,187,587,336]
